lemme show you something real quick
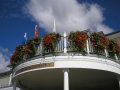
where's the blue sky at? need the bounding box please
[0,0,120,73]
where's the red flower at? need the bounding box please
[68,31,88,50]
[114,40,120,55]
[91,32,108,49]
[43,33,61,50]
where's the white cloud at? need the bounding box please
[25,0,113,34]
[0,47,11,73]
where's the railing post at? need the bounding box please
[115,54,118,61]
[104,49,108,57]
[36,41,43,55]
[86,39,90,54]
[64,32,67,53]
[9,73,12,85]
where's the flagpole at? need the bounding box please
[53,18,56,33]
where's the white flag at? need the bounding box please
[24,32,27,41]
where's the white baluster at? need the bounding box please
[58,40,61,51]
[9,73,12,85]
[62,37,64,51]
[59,39,61,51]
[60,38,62,51]
[86,39,90,54]
[56,41,58,51]
[115,54,119,61]
[104,49,108,57]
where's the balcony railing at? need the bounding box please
[11,31,120,69]
[36,32,119,61]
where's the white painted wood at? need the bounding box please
[13,55,120,78]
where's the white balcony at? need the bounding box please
[11,32,120,90]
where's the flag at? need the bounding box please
[24,32,27,41]
[22,32,27,44]
[34,25,39,37]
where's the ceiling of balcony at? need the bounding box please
[15,68,119,90]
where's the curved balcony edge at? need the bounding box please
[12,55,120,80]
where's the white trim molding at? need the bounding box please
[13,55,120,78]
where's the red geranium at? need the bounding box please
[43,32,61,52]
[68,31,88,51]
[91,32,108,49]
[106,39,120,58]
[10,51,24,63]
[10,37,41,66]
[114,40,120,55]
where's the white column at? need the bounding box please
[13,81,16,90]
[86,39,90,54]
[63,69,69,90]
[64,32,67,53]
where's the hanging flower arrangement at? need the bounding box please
[43,32,61,54]
[26,37,41,55]
[108,40,120,57]
[10,45,25,67]
[10,30,120,68]
[10,37,41,67]
[114,40,120,56]
[10,51,24,66]
[90,32,109,49]
[68,31,88,52]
